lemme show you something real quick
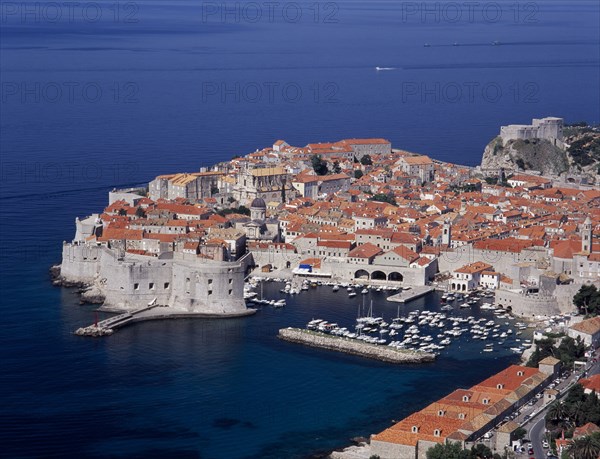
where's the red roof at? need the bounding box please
[348,243,383,259]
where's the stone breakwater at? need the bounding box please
[278,328,436,364]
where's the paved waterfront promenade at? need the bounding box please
[386,286,434,303]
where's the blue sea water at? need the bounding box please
[0,1,599,458]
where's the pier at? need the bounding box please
[386,285,434,303]
[74,304,161,337]
[278,328,435,364]
[74,304,257,337]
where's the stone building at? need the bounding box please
[394,155,435,183]
[569,316,600,347]
[291,173,351,199]
[450,261,493,292]
[370,363,556,459]
[232,165,291,205]
[149,172,223,201]
[337,138,391,161]
[234,197,280,242]
[499,117,564,147]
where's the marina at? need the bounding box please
[247,278,536,360]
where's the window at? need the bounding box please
[164,282,170,289]
[149,283,155,290]
[462,395,470,402]
[438,410,445,416]
[208,290,213,295]
[517,370,524,376]
[433,429,441,437]
[458,413,465,420]
[134,283,139,290]
[208,279,213,284]
[411,426,419,433]
[497,384,504,389]
[483,398,489,405]
[228,289,232,295]
[228,279,233,284]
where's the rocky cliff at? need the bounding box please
[481,136,569,176]
[481,125,600,183]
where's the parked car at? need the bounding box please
[542,440,549,448]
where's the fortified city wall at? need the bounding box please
[495,289,560,317]
[60,241,250,316]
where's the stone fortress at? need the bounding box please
[499,117,565,148]
[59,214,254,318]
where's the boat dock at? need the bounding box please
[386,286,434,303]
[278,328,435,364]
[74,304,162,337]
[74,303,257,337]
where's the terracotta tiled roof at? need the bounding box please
[455,262,493,274]
[571,317,600,335]
[372,364,544,449]
[574,422,600,438]
[348,243,383,259]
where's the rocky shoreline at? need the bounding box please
[49,264,105,304]
[278,328,436,364]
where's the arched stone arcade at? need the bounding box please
[371,271,387,281]
[354,269,370,280]
[388,272,403,282]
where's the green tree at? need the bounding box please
[118,208,127,216]
[360,154,373,166]
[566,432,600,459]
[217,206,250,217]
[311,154,329,175]
[426,442,469,459]
[513,427,527,441]
[546,401,570,426]
[469,443,495,458]
[135,206,146,218]
[211,185,219,195]
[527,338,556,367]
[557,336,586,369]
[332,161,342,174]
[573,285,600,315]
[565,383,586,405]
[354,170,364,179]
[369,193,397,206]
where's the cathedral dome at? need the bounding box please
[250,197,266,209]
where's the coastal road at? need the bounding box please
[529,416,546,459]
[526,355,600,458]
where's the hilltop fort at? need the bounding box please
[481,117,600,183]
